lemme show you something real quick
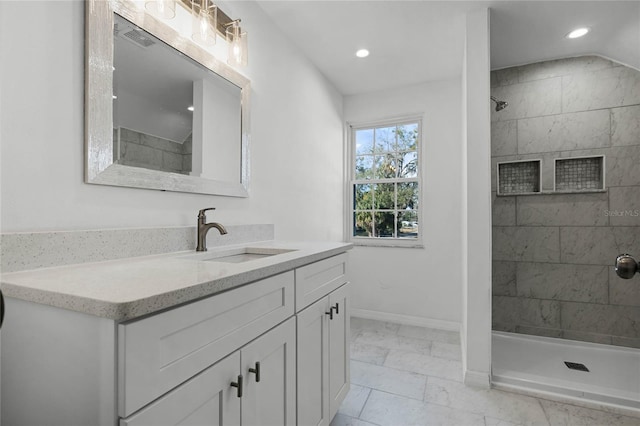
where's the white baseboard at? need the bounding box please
[464,369,491,389]
[351,308,460,332]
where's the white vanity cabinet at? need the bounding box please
[295,254,350,426]
[121,318,296,426]
[1,250,350,426]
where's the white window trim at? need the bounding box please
[345,115,424,248]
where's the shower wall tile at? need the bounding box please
[561,330,612,345]
[608,187,640,226]
[602,146,640,187]
[516,262,608,303]
[491,67,519,88]
[516,56,617,83]
[493,296,561,329]
[492,322,516,333]
[611,336,640,349]
[492,261,517,296]
[562,66,640,113]
[516,325,562,338]
[121,141,163,169]
[609,269,640,307]
[561,302,640,338]
[491,120,517,156]
[516,193,609,227]
[139,132,184,154]
[492,192,516,226]
[183,154,192,172]
[612,105,640,147]
[560,227,640,265]
[493,227,560,262]
[162,151,183,172]
[517,109,610,154]
[491,77,562,122]
[491,58,640,349]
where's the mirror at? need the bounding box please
[85,0,250,196]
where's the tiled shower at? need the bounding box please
[490,56,640,349]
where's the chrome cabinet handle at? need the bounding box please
[248,361,261,382]
[230,374,243,398]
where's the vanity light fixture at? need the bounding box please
[191,0,217,47]
[112,95,118,100]
[226,19,248,67]
[188,106,194,111]
[356,49,369,58]
[566,27,589,39]
[145,0,176,20]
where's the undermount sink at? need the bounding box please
[183,247,297,264]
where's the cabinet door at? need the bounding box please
[328,283,350,419]
[296,297,331,426]
[120,352,241,426]
[241,318,296,426]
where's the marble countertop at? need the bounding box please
[0,240,352,321]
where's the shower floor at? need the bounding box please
[492,331,640,411]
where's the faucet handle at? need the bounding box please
[198,207,216,218]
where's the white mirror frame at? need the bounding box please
[85,0,250,197]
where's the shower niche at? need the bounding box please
[497,156,606,196]
[554,155,605,192]
[497,159,541,195]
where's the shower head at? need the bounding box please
[491,96,508,112]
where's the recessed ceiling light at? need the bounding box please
[566,27,590,39]
[188,106,194,111]
[356,49,369,58]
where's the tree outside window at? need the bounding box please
[351,121,420,241]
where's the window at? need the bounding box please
[348,118,421,246]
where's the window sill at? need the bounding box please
[350,238,424,249]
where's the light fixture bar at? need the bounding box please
[178,0,233,37]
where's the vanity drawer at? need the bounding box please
[118,271,294,417]
[295,253,348,311]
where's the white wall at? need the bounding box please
[461,8,492,388]
[344,79,463,328]
[0,1,344,242]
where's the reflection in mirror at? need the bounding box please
[113,14,242,181]
[85,0,250,197]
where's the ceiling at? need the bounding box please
[257,1,640,96]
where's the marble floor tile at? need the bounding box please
[351,317,401,334]
[360,390,485,426]
[330,413,381,426]
[484,417,522,426]
[430,341,461,361]
[539,399,640,426]
[355,330,432,355]
[351,341,389,365]
[338,384,371,418]
[384,350,463,382]
[397,325,460,344]
[351,360,427,400]
[423,377,549,426]
[338,319,637,426]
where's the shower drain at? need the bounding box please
[564,361,590,372]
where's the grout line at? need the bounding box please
[537,397,553,426]
[356,386,373,419]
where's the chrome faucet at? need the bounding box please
[196,208,228,252]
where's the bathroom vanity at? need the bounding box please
[0,241,351,426]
